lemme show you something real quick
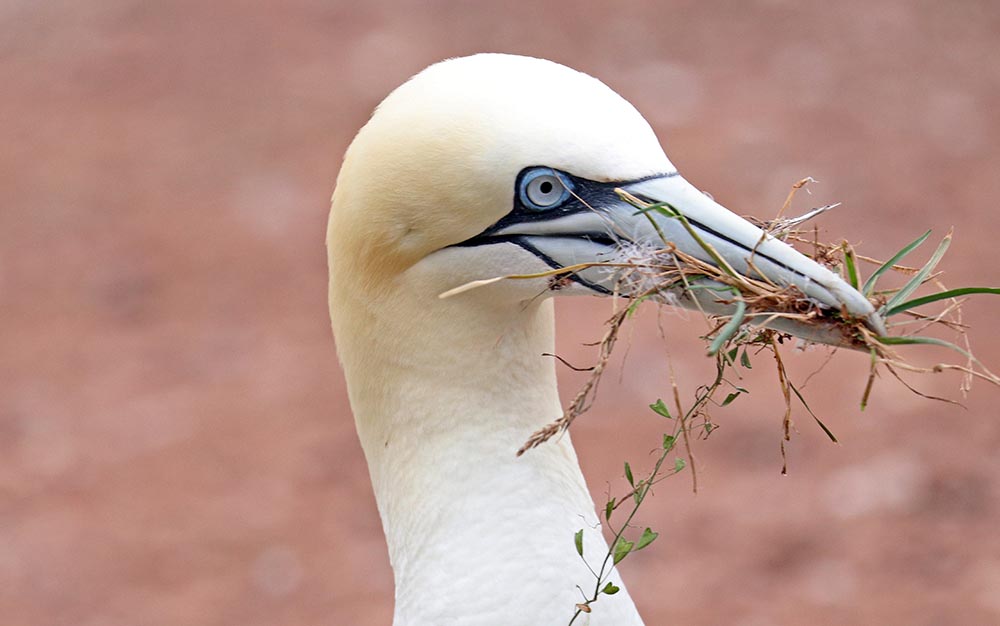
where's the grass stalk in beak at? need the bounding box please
[512,182,1000,453]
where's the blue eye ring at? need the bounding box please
[519,167,572,210]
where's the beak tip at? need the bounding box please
[866,312,888,338]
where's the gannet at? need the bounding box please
[327,53,882,625]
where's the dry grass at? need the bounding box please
[517,181,999,456]
[439,179,1000,457]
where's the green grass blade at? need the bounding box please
[842,242,860,290]
[708,297,747,356]
[885,287,1000,316]
[876,334,975,361]
[862,230,931,296]
[881,232,952,314]
[620,191,755,292]
[652,206,745,281]
[875,334,1000,388]
[626,294,652,318]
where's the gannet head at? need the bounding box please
[329,53,884,338]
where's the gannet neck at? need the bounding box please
[330,253,644,625]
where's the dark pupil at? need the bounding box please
[539,180,553,194]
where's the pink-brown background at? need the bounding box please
[3,1,999,625]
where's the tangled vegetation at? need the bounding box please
[441,178,1000,623]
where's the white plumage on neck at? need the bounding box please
[332,245,643,624]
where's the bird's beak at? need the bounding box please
[473,172,886,345]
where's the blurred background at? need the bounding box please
[2,1,999,624]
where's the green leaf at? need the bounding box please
[885,287,1000,316]
[842,241,860,289]
[605,498,615,521]
[862,230,931,296]
[612,537,634,565]
[726,346,739,364]
[882,232,952,314]
[636,527,658,551]
[602,582,620,595]
[649,398,673,419]
[721,391,740,406]
[740,349,752,369]
[674,457,686,472]
[662,434,676,451]
[574,529,584,557]
[624,462,634,487]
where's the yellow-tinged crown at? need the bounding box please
[327,53,672,294]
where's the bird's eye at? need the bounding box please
[520,168,571,210]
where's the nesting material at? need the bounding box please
[442,180,1000,458]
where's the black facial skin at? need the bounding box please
[455,166,814,297]
[454,168,673,294]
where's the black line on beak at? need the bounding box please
[633,192,813,286]
[509,237,614,295]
